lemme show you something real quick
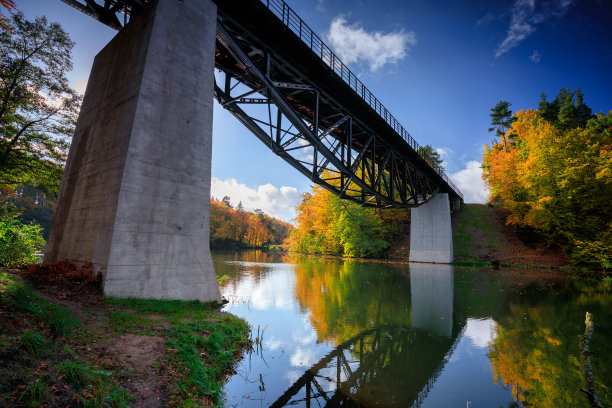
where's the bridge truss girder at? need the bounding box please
[215,21,439,208]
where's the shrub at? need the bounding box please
[0,212,45,267]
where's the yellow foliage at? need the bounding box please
[482,108,612,267]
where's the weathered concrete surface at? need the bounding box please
[409,193,453,264]
[410,263,454,337]
[45,0,221,302]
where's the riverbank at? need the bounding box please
[0,267,250,407]
[388,203,570,269]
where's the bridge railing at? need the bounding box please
[262,0,463,200]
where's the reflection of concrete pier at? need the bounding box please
[410,263,454,337]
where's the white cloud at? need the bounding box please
[435,147,453,162]
[450,161,489,204]
[529,49,541,63]
[327,17,416,72]
[210,177,300,222]
[495,0,575,58]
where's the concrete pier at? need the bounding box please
[44,0,221,302]
[409,193,453,263]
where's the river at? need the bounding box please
[213,250,612,408]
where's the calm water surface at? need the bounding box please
[214,250,612,408]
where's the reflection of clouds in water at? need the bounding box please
[275,292,293,309]
[265,335,282,350]
[222,265,296,311]
[290,347,319,367]
[285,369,302,385]
[464,318,497,348]
[293,330,317,345]
[318,366,339,392]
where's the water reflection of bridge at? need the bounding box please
[272,264,459,408]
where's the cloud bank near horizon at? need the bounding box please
[210,177,300,223]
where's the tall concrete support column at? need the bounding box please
[44,0,221,302]
[409,193,453,263]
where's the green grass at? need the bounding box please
[60,360,131,408]
[0,272,81,337]
[20,330,47,355]
[107,297,219,316]
[106,310,154,334]
[1,272,132,407]
[164,317,250,406]
[2,273,250,407]
[60,360,99,388]
[453,205,508,261]
[18,379,48,408]
[107,296,251,407]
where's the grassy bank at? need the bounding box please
[452,204,571,270]
[0,269,250,407]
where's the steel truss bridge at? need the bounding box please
[60,0,464,208]
[268,325,460,407]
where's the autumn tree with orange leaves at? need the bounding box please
[482,89,611,268]
[0,0,15,31]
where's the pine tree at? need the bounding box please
[488,101,516,152]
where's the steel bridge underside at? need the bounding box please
[59,0,463,208]
[214,0,461,208]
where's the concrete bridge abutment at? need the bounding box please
[44,0,221,302]
[409,193,454,264]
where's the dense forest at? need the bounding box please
[483,89,611,269]
[209,197,292,249]
[287,183,410,258]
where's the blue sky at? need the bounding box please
[14,0,612,221]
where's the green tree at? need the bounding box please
[417,144,443,168]
[538,88,594,130]
[288,181,409,258]
[488,101,516,151]
[0,211,45,267]
[221,195,232,208]
[0,12,79,197]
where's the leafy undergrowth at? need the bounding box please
[1,265,250,407]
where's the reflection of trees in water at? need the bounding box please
[213,249,294,265]
[286,262,460,407]
[213,250,296,288]
[270,325,459,408]
[217,252,612,407]
[293,262,414,344]
[488,278,612,408]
